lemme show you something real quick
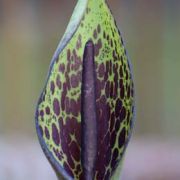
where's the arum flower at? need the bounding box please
[35,0,135,179]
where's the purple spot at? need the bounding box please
[50,81,55,94]
[52,123,60,145]
[99,63,105,77]
[115,119,120,131]
[40,110,44,117]
[39,125,43,136]
[45,126,50,139]
[111,148,119,167]
[65,72,71,90]
[105,81,110,98]
[45,106,50,115]
[93,29,97,39]
[110,82,114,98]
[61,93,66,111]
[53,98,60,116]
[67,49,71,62]
[110,131,116,148]
[105,148,111,165]
[70,99,79,117]
[59,64,65,73]
[56,74,61,89]
[118,127,126,148]
[95,39,102,57]
[115,99,122,118]
[120,85,125,99]
[71,74,79,88]
[127,85,131,98]
[110,112,115,132]
[120,106,126,121]
[65,97,71,114]
[120,66,123,77]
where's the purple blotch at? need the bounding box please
[52,123,60,146]
[45,126,50,139]
[50,81,55,94]
[45,106,50,115]
[53,98,60,116]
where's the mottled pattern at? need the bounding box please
[36,0,134,179]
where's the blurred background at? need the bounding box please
[0,0,180,179]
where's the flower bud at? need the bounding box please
[36,0,135,179]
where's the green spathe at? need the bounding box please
[36,0,135,179]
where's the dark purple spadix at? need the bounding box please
[81,40,97,180]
